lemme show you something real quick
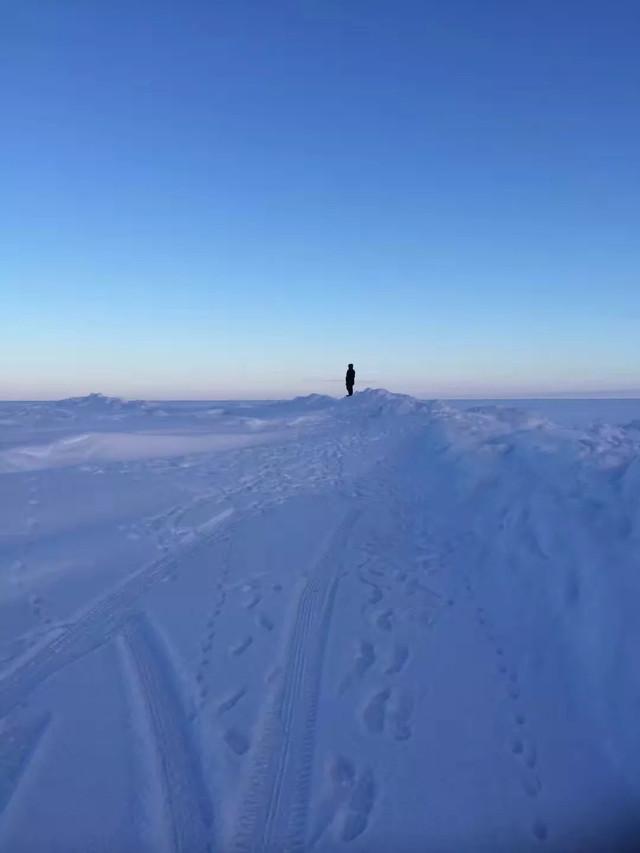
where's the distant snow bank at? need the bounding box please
[17,393,161,420]
[57,392,148,411]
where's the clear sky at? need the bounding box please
[2,0,639,399]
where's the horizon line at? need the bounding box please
[2,389,640,403]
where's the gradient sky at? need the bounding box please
[2,0,639,399]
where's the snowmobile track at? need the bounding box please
[232,508,359,853]
[122,613,214,853]
[0,526,230,719]
[0,712,51,819]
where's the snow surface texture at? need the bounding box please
[0,390,638,852]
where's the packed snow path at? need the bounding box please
[0,391,639,851]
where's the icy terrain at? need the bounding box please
[0,390,639,852]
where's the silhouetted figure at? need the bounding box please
[346,363,355,396]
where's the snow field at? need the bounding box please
[0,390,638,851]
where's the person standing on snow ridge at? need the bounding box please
[345,363,355,396]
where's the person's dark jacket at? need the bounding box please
[346,366,355,387]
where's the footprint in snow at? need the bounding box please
[520,768,542,799]
[362,689,391,734]
[30,594,53,627]
[224,728,250,756]
[375,610,393,632]
[390,692,414,742]
[384,644,409,675]
[339,641,376,693]
[368,586,383,605]
[231,636,253,656]
[217,687,247,715]
[532,818,548,842]
[340,769,377,843]
[309,755,357,846]
[244,593,261,610]
[331,755,356,788]
[257,613,274,632]
[491,650,547,834]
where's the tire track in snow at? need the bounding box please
[0,514,233,718]
[0,711,51,819]
[232,509,359,853]
[122,613,214,853]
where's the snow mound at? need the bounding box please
[291,393,335,408]
[464,404,553,431]
[347,388,429,416]
[55,393,156,415]
[218,394,337,421]
[266,393,336,416]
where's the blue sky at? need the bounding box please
[2,0,639,399]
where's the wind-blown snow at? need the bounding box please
[0,431,285,473]
[0,391,638,851]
